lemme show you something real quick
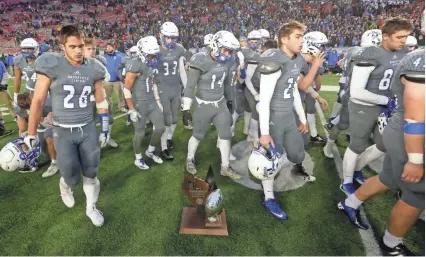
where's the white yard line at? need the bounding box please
[95,112,127,127]
[320,85,340,92]
[315,101,382,256]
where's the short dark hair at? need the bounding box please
[382,17,413,36]
[264,39,277,50]
[59,25,84,45]
[17,92,32,110]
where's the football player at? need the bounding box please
[257,21,313,220]
[124,36,166,170]
[182,31,241,179]
[405,35,417,52]
[338,47,424,256]
[13,38,39,102]
[25,25,109,226]
[156,22,187,161]
[84,36,119,148]
[200,34,214,54]
[340,18,413,195]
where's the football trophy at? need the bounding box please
[179,165,228,236]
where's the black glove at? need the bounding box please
[0,84,7,91]
[226,101,233,113]
[183,110,193,129]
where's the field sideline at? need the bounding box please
[0,75,424,255]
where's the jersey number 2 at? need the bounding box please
[63,85,92,109]
[378,69,393,90]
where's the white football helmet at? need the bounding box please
[0,137,40,172]
[258,29,270,39]
[137,36,160,67]
[210,31,240,63]
[204,34,214,46]
[160,21,179,49]
[247,30,263,51]
[302,31,328,55]
[248,144,283,181]
[361,29,382,47]
[20,38,39,59]
[129,46,139,58]
[405,36,418,51]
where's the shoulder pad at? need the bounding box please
[35,53,59,78]
[189,53,208,72]
[400,49,425,82]
[352,46,380,67]
[14,54,24,65]
[91,58,106,81]
[95,55,107,66]
[176,43,186,56]
[258,59,281,74]
[125,58,142,73]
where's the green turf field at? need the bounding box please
[0,76,424,255]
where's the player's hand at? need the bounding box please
[99,132,110,148]
[386,97,397,111]
[260,135,275,149]
[401,162,424,183]
[128,109,141,123]
[312,52,326,68]
[298,122,308,134]
[254,93,260,102]
[24,135,39,149]
[316,96,329,110]
[237,51,245,66]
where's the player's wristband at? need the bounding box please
[239,68,246,79]
[98,113,109,133]
[404,121,425,135]
[408,153,424,165]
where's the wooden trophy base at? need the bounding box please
[179,207,228,236]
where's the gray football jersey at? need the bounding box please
[35,53,105,126]
[185,52,234,101]
[241,47,261,65]
[259,49,306,116]
[15,54,37,91]
[199,46,210,54]
[156,44,186,87]
[95,55,107,67]
[342,46,361,78]
[390,49,425,127]
[352,46,408,98]
[126,58,156,102]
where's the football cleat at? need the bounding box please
[340,183,356,195]
[220,165,241,179]
[291,164,316,182]
[86,206,104,227]
[310,135,327,143]
[353,170,366,185]
[42,163,58,178]
[323,142,334,158]
[161,149,174,161]
[167,139,174,150]
[134,159,149,170]
[263,198,288,222]
[337,200,369,230]
[345,134,351,142]
[324,122,334,132]
[379,238,415,256]
[186,158,197,174]
[59,180,75,208]
[145,150,163,164]
[107,138,119,148]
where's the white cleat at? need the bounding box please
[323,142,334,158]
[134,159,150,170]
[59,180,75,208]
[145,150,163,164]
[108,138,119,148]
[86,206,104,227]
[220,165,241,179]
[42,163,59,178]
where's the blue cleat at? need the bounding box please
[340,183,356,195]
[337,200,369,230]
[353,170,366,185]
[263,199,288,222]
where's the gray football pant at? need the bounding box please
[336,82,346,103]
[304,93,316,114]
[234,82,249,115]
[348,101,385,154]
[270,112,305,164]
[52,121,100,188]
[133,100,165,154]
[244,87,259,121]
[192,98,232,141]
[329,93,350,141]
[380,125,425,209]
[159,86,180,126]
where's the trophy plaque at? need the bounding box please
[179,165,228,236]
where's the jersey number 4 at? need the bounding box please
[63,85,92,109]
[378,69,393,90]
[211,72,226,89]
[163,61,178,76]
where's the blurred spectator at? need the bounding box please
[103,42,126,112]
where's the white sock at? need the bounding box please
[383,230,403,248]
[83,176,100,210]
[342,148,360,184]
[307,113,317,137]
[148,145,155,152]
[219,139,231,167]
[331,115,340,125]
[167,124,177,140]
[243,111,251,134]
[60,177,71,190]
[109,124,113,134]
[262,179,275,200]
[135,153,142,160]
[51,159,57,164]
[153,125,155,130]
[161,126,169,151]
[187,136,200,160]
[345,193,363,209]
[248,118,259,140]
[355,145,385,171]
[330,102,342,118]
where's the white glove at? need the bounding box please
[13,93,18,107]
[157,101,164,112]
[20,131,28,137]
[128,109,141,123]
[254,93,260,102]
[99,132,110,148]
[237,51,245,66]
[24,135,39,149]
[256,102,260,113]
